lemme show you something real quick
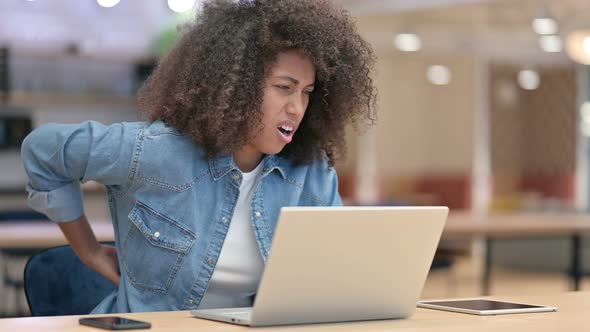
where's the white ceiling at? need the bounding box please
[0,0,589,63]
[0,0,178,60]
[349,0,590,64]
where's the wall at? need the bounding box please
[348,15,476,206]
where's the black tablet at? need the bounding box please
[418,299,558,315]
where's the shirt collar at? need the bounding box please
[208,154,287,181]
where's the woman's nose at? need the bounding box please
[287,93,307,116]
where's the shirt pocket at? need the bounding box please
[123,200,197,293]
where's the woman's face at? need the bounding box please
[234,49,316,171]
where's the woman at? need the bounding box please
[21,0,376,313]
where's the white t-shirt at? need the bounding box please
[198,162,265,309]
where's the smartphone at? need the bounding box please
[79,316,151,330]
[418,298,557,315]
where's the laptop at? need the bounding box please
[191,206,449,326]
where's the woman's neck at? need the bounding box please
[233,148,263,172]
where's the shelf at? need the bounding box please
[8,91,137,108]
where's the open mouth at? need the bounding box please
[277,124,294,136]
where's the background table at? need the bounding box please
[444,213,590,294]
[0,221,114,248]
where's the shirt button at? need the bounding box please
[221,216,228,224]
[154,231,160,238]
[207,258,214,266]
[188,299,195,305]
[232,173,241,180]
[255,211,261,217]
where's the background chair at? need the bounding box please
[24,244,117,316]
[0,209,48,316]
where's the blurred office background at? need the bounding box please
[1,0,590,317]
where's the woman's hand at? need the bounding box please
[84,244,121,286]
[58,215,121,286]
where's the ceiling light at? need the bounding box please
[97,0,120,8]
[517,70,540,90]
[580,102,590,123]
[532,17,558,35]
[426,65,451,86]
[580,103,590,137]
[168,0,197,13]
[566,30,590,65]
[584,37,590,55]
[532,7,558,35]
[394,33,421,52]
[538,35,562,53]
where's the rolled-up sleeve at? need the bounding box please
[21,121,140,222]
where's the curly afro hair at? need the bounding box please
[138,0,377,166]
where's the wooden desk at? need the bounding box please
[444,213,590,294]
[0,221,114,248]
[0,292,587,331]
[445,213,590,237]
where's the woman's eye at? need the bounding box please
[304,90,313,95]
[275,85,290,90]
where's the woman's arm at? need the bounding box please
[21,121,140,283]
[21,121,139,221]
[59,215,120,285]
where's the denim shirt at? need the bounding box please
[21,120,342,313]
